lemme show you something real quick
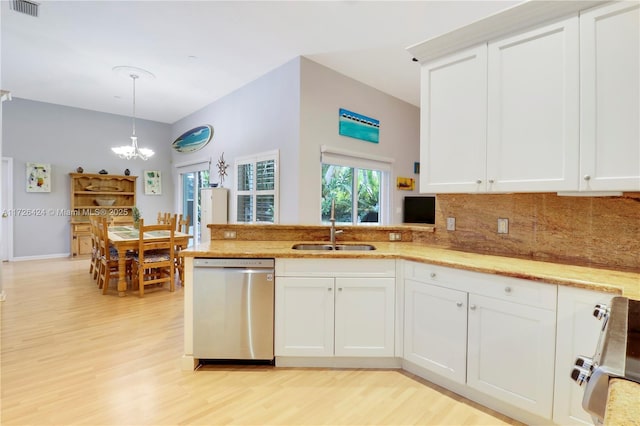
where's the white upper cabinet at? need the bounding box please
[579,1,640,191]
[420,45,488,193]
[419,16,579,193]
[487,17,579,192]
[411,1,639,194]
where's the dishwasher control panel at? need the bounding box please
[194,258,275,268]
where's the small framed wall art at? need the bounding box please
[26,162,51,192]
[339,108,380,144]
[144,170,162,195]
[397,177,415,191]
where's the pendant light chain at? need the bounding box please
[131,74,137,138]
[111,66,154,160]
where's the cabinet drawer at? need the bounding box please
[404,261,556,310]
[73,223,91,233]
[276,259,396,278]
[474,273,556,311]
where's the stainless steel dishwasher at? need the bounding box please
[193,258,275,361]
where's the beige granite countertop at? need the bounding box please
[182,240,640,300]
[605,379,640,425]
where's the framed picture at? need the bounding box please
[144,170,162,195]
[26,162,51,192]
[339,108,380,144]
[397,177,415,191]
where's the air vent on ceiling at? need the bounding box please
[11,0,39,17]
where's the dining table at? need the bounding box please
[107,225,192,297]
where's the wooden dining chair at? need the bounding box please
[133,217,176,297]
[89,216,100,282]
[97,216,132,295]
[157,212,171,224]
[174,214,191,284]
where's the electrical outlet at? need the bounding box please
[446,217,456,231]
[497,218,509,234]
[223,230,237,239]
[388,232,401,241]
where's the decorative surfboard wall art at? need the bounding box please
[172,125,214,153]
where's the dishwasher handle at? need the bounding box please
[194,258,274,269]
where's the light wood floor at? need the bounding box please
[0,259,522,426]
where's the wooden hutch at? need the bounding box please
[69,173,137,258]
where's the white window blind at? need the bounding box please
[320,145,394,172]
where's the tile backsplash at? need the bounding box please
[432,192,640,272]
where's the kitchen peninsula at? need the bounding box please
[180,224,639,426]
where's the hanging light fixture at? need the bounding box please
[111,66,155,160]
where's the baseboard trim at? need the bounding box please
[275,356,402,369]
[10,253,70,262]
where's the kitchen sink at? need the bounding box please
[291,244,334,251]
[291,243,376,251]
[334,244,376,251]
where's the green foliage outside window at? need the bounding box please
[322,164,380,224]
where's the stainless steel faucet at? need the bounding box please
[329,199,343,249]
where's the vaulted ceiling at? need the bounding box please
[1,1,520,123]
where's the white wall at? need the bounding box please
[2,99,173,258]
[299,57,421,224]
[171,56,421,226]
[171,57,301,223]
[1,3,4,298]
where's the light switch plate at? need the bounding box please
[446,217,456,231]
[223,230,237,239]
[497,218,509,234]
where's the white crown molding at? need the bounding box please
[407,0,608,63]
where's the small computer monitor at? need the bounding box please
[403,196,435,224]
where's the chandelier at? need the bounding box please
[111,67,155,160]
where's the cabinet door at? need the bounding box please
[553,286,613,425]
[274,277,334,357]
[404,279,467,383]
[467,294,556,418]
[580,2,640,191]
[487,16,580,192]
[77,233,92,256]
[334,277,395,357]
[420,45,488,193]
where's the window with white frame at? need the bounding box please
[235,150,279,223]
[320,146,392,225]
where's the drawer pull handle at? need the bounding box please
[328,288,332,292]
[470,304,477,310]
[456,302,463,307]
[505,286,512,293]
[430,272,436,279]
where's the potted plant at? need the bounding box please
[132,206,141,229]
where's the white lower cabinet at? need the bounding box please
[334,278,395,357]
[275,259,395,358]
[553,286,613,425]
[403,261,557,421]
[404,279,467,383]
[467,294,556,419]
[275,277,335,357]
